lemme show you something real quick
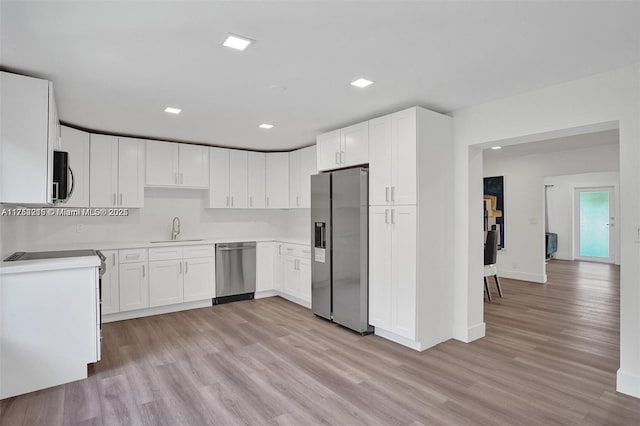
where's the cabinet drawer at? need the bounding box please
[119,248,148,264]
[282,243,311,259]
[149,246,184,261]
[183,245,215,259]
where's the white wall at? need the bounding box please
[453,64,639,398]
[483,145,619,283]
[0,188,310,255]
[545,171,620,263]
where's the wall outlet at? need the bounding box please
[76,224,84,233]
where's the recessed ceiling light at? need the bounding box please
[164,107,182,114]
[259,123,274,129]
[351,78,373,88]
[491,146,502,150]
[223,33,253,51]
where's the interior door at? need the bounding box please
[575,187,615,263]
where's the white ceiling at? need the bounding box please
[1,1,638,151]
[483,129,620,160]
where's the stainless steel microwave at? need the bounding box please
[52,150,74,203]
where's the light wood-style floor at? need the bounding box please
[2,260,639,425]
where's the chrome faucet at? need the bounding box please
[171,217,181,240]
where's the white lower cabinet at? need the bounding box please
[279,243,311,304]
[183,257,215,302]
[149,259,184,307]
[101,250,120,315]
[369,205,417,340]
[256,242,275,293]
[119,261,149,312]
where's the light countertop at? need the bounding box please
[1,237,310,274]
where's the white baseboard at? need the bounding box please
[617,369,640,398]
[498,269,547,283]
[255,290,278,299]
[276,292,311,309]
[374,328,424,351]
[452,322,486,343]
[103,299,212,323]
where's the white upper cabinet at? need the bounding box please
[145,141,178,186]
[288,150,301,208]
[118,138,145,208]
[316,130,341,172]
[289,146,317,208]
[209,147,230,208]
[229,150,248,208]
[0,72,58,205]
[89,135,119,208]
[340,122,369,168]
[146,141,208,188]
[208,148,248,208]
[316,122,368,172]
[247,152,266,208]
[178,144,209,187]
[391,108,417,205]
[60,126,90,207]
[369,108,416,206]
[265,152,289,209]
[300,146,317,208]
[90,135,144,208]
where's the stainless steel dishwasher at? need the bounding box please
[214,242,257,304]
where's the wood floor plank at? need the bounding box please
[3,259,640,425]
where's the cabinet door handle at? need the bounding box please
[385,209,389,224]
[385,187,389,202]
[125,254,139,259]
[391,186,395,202]
[391,209,396,225]
[335,152,340,164]
[112,253,116,266]
[340,151,345,164]
[180,173,184,184]
[266,197,270,207]
[249,196,252,207]
[231,196,234,207]
[175,172,178,184]
[119,193,123,206]
[112,193,116,206]
[226,196,229,207]
[296,196,300,207]
[179,261,182,274]
[142,265,145,277]
[185,261,188,274]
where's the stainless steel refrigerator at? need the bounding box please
[311,167,373,334]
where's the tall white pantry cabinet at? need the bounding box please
[367,107,453,351]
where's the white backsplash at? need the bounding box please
[0,188,311,255]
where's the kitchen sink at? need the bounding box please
[150,239,205,243]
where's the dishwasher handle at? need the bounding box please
[217,246,255,251]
